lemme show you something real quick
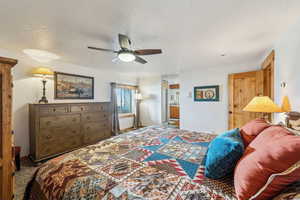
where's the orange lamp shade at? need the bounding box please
[31,67,54,77]
[281,96,292,112]
[243,96,282,113]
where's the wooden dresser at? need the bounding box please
[29,102,112,163]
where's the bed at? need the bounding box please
[26,126,299,200]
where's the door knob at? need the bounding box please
[229,111,233,114]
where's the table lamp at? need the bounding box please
[31,67,54,104]
[281,96,292,112]
[281,95,292,127]
[243,96,282,121]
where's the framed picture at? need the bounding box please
[194,85,219,102]
[54,72,94,99]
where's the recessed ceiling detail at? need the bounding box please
[23,49,60,63]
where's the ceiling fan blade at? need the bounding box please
[88,46,118,53]
[134,49,162,55]
[118,34,131,50]
[135,56,147,64]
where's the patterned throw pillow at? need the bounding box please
[234,126,300,200]
[204,128,244,179]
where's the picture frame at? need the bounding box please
[54,72,94,99]
[194,85,219,102]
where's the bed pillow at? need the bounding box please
[204,128,244,179]
[240,118,270,147]
[234,126,300,200]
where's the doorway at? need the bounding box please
[168,84,180,127]
[161,76,180,128]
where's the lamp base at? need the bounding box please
[262,113,271,123]
[39,79,48,104]
[39,96,48,104]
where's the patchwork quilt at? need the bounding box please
[26,126,237,200]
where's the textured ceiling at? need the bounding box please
[1,0,300,76]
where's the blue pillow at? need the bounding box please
[204,128,244,179]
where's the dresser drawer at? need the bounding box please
[39,105,68,115]
[81,112,108,123]
[39,126,81,142]
[38,126,82,158]
[70,104,109,113]
[40,114,80,128]
[38,136,81,159]
[70,105,89,112]
[82,121,108,133]
[84,129,110,144]
[83,121,110,144]
[90,104,109,112]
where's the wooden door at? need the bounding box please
[228,70,264,129]
[0,57,17,200]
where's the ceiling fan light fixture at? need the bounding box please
[118,52,136,62]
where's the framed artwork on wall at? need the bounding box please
[54,72,94,99]
[194,85,219,102]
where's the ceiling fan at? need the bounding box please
[88,34,162,64]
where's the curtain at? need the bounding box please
[111,82,120,135]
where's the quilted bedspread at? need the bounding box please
[27,126,238,200]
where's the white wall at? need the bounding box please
[274,18,300,122]
[180,65,259,134]
[139,76,162,126]
[0,49,137,157]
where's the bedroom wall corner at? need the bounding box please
[139,76,162,126]
[273,17,300,123]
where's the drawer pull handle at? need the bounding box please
[81,107,84,111]
[72,130,76,134]
[46,121,51,125]
[53,108,56,112]
[46,135,52,139]
[72,118,76,122]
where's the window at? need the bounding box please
[116,87,133,113]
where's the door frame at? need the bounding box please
[261,50,275,121]
[261,50,275,99]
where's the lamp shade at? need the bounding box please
[243,96,282,113]
[281,96,292,112]
[31,67,54,77]
[136,93,143,100]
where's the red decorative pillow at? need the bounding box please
[240,118,270,147]
[234,126,300,200]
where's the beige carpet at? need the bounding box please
[15,159,38,200]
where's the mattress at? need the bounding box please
[26,126,237,200]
